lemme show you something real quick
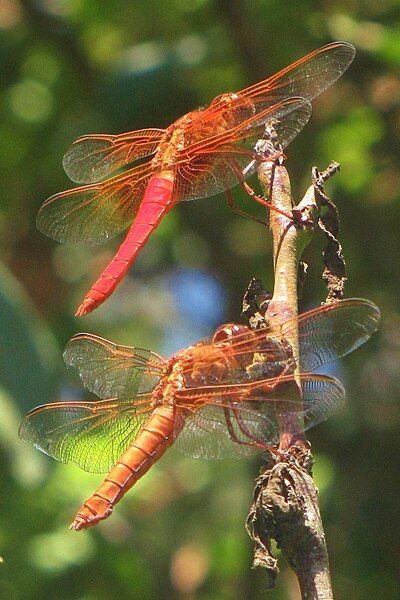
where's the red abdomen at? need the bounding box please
[76,171,175,316]
[70,404,178,530]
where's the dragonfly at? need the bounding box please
[19,298,379,530]
[36,42,355,316]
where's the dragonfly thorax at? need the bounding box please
[152,359,187,405]
[152,110,205,170]
[152,90,256,172]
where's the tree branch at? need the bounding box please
[246,160,334,599]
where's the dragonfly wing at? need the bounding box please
[19,397,152,473]
[64,334,166,398]
[174,403,273,459]
[174,373,344,459]
[299,374,345,429]
[37,163,153,244]
[172,98,311,202]
[180,330,297,390]
[238,42,355,106]
[63,128,164,184]
[278,298,381,371]
[260,373,345,432]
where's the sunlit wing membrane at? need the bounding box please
[237,42,355,107]
[182,43,353,143]
[278,298,381,371]
[172,98,311,202]
[174,373,344,459]
[36,162,153,244]
[18,397,152,473]
[174,403,272,459]
[62,128,165,184]
[64,333,166,398]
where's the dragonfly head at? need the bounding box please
[210,92,239,107]
[212,323,250,344]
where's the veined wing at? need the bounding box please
[18,396,152,473]
[171,97,311,202]
[61,43,354,188]
[64,334,167,398]
[178,299,380,384]
[63,128,165,184]
[37,162,153,244]
[276,298,381,371]
[222,298,380,373]
[178,41,354,156]
[174,373,344,459]
[230,42,355,111]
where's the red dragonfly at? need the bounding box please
[19,298,379,530]
[36,42,355,316]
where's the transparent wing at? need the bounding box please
[18,397,152,473]
[174,403,271,459]
[171,98,311,202]
[281,298,381,371]
[181,299,380,383]
[175,373,344,459]
[63,128,164,184]
[63,334,166,398]
[36,162,153,244]
[237,41,355,107]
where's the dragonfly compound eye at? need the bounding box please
[213,323,249,343]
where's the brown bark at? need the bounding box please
[246,161,334,599]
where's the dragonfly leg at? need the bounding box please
[242,181,295,221]
[233,405,270,449]
[267,445,288,460]
[223,406,265,450]
[225,187,268,225]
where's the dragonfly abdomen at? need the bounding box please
[75,171,175,316]
[70,403,177,530]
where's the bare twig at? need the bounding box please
[245,159,335,599]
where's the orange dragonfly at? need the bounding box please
[19,298,379,530]
[36,42,355,316]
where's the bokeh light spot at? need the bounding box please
[118,42,166,73]
[22,48,61,85]
[82,24,126,67]
[8,79,54,123]
[170,543,209,594]
[0,0,23,29]
[175,35,207,65]
[28,528,94,573]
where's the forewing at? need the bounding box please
[174,374,344,459]
[171,98,311,202]
[212,298,381,375]
[63,128,164,184]
[279,298,381,371]
[37,163,153,244]
[64,334,166,398]
[18,397,151,473]
[237,42,355,106]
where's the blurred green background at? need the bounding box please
[1,1,399,599]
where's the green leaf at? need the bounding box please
[0,262,61,413]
